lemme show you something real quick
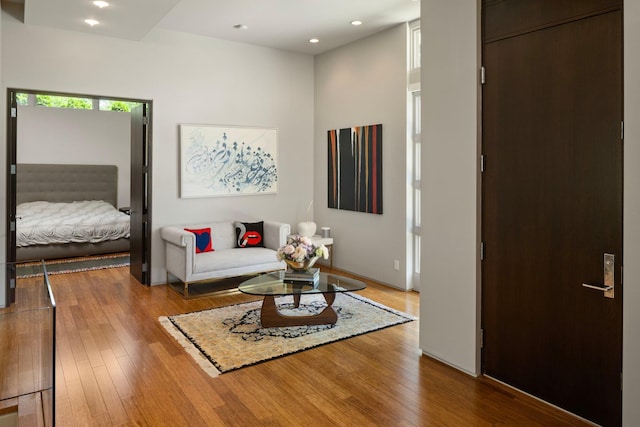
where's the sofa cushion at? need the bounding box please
[184,227,213,253]
[234,221,265,248]
[193,247,277,274]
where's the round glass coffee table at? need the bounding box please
[238,271,366,327]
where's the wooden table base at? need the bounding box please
[260,293,337,327]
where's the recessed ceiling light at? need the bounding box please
[233,24,248,30]
[93,1,109,8]
[351,20,363,26]
[309,38,319,44]
[84,18,99,26]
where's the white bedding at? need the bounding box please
[16,200,130,247]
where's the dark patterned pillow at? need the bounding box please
[235,221,265,248]
[185,227,214,253]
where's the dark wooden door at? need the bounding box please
[482,5,622,427]
[130,104,151,285]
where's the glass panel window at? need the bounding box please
[414,92,422,135]
[16,93,29,106]
[414,235,421,274]
[99,99,141,112]
[411,90,422,287]
[410,20,421,71]
[36,95,92,109]
[414,188,421,228]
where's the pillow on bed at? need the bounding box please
[185,227,214,253]
[234,221,264,248]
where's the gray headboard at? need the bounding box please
[16,163,118,206]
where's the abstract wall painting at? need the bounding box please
[180,124,278,198]
[328,124,382,214]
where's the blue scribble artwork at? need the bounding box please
[180,125,278,197]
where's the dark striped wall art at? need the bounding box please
[328,124,382,214]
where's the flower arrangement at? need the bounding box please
[276,235,328,263]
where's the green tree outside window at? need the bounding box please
[15,93,138,112]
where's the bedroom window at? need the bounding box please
[15,92,139,112]
[16,93,29,105]
[99,100,141,112]
[36,95,93,109]
[15,93,93,109]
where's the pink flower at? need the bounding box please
[292,246,307,261]
[276,234,328,263]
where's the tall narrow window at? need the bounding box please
[408,19,421,291]
[412,91,422,288]
[410,22,421,71]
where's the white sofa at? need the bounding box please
[161,220,290,296]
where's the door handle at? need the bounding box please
[581,253,614,299]
[581,283,613,292]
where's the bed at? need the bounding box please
[15,163,130,262]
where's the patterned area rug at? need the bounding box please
[17,253,130,278]
[159,292,416,377]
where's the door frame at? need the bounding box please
[129,103,152,286]
[4,88,153,298]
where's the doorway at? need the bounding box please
[481,2,623,426]
[5,89,152,303]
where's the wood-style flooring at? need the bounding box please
[3,266,592,426]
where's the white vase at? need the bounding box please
[297,221,317,237]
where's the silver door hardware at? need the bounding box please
[582,253,614,298]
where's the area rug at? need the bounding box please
[17,253,130,278]
[159,292,416,377]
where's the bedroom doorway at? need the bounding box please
[4,89,153,303]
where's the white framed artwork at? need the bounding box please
[180,124,278,198]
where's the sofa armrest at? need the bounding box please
[161,226,194,248]
[161,226,197,281]
[263,221,290,250]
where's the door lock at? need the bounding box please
[582,253,614,298]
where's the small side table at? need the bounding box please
[309,235,334,271]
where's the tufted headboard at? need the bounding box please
[16,163,119,207]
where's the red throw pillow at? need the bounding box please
[185,227,214,253]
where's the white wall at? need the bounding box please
[17,106,131,207]
[314,24,410,290]
[420,0,640,424]
[624,2,640,425]
[419,0,480,375]
[1,9,315,285]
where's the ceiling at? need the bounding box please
[10,0,420,55]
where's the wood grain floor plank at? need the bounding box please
[75,359,108,417]
[92,364,129,425]
[79,328,106,369]
[3,265,594,426]
[100,350,134,401]
[65,377,94,426]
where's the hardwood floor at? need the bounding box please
[6,266,592,426]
